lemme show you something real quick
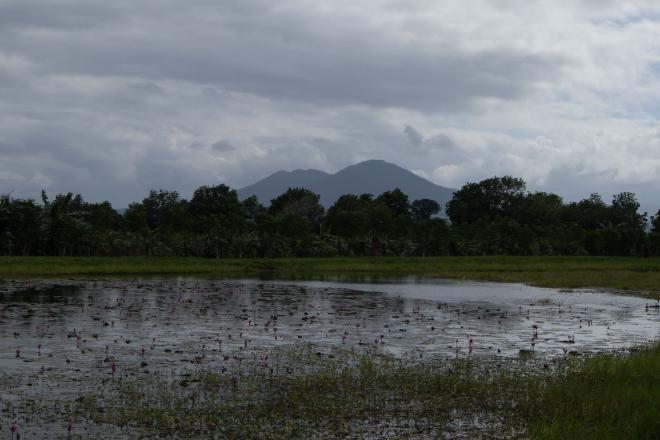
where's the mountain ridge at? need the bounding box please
[237,159,455,208]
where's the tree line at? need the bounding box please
[1,176,660,257]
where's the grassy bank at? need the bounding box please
[2,256,660,297]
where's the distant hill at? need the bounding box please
[236,169,331,207]
[237,159,455,208]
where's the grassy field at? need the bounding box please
[530,343,660,439]
[2,256,660,297]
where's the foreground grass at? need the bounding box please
[62,344,660,439]
[531,343,660,440]
[3,343,659,438]
[2,256,660,298]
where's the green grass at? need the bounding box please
[530,343,660,440]
[2,256,660,298]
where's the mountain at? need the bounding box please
[237,160,455,208]
[237,169,330,206]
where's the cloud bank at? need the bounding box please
[1,0,659,213]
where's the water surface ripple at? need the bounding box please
[1,277,658,375]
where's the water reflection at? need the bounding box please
[1,277,658,375]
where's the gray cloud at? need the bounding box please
[211,140,235,153]
[0,0,659,214]
[0,1,123,31]
[426,134,457,151]
[404,126,424,147]
[1,1,563,112]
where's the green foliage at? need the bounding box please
[325,194,370,239]
[446,176,526,224]
[0,174,658,258]
[189,184,245,257]
[411,198,440,221]
[142,189,189,234]
[41,192,88,256]
[652,209,660,234]
[269,188,324,231]
[375,188,410,218]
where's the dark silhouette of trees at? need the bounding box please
[1,176,658,258]
[267,188,326,256]
[0,195,41,255]
[325,194,371,253]
[269,188,324,231]
[123,202,149,255]
[189,184,245,257]
[412,199,440,221]
[652,209,660,234]
[141,190,190,255]
[41,192,87,256]
[143,190,189,234]
[446,176,526,225]
[650,209,660,255]
[84,201,122,256]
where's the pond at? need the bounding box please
[0,277,658,438]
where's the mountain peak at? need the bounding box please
[352,159,388,165]
[339,159,417,174]
[237,160,455,207]
[344,159,396,169]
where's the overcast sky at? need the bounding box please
[1,0,659,213]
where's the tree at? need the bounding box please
[649,209,660,256]
[373,189,412,240]
[412,217,450,256]
[0,195,43,255]
[652,209,660,234]
[611,192,646,230]
[411,199,440,222]
[609,192,647,256]
[124,203,149,235]
[562,193,609,230]
[242,195,266,225]
[446,176,526,225]
[41,192,87,256]
[140,190,191,256]
[323,194,373,254]
[189,184,245,257]
[84,201,122,255]
[142,190,189,233]
[0,194,12,254]
[375,188,411,218]
[513,192,563,227]
[269,188,324,236]
[324,194,370,239]
[123,202,150,255]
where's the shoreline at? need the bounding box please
[2,256,660,298]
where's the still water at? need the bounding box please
[1,276,659,374]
